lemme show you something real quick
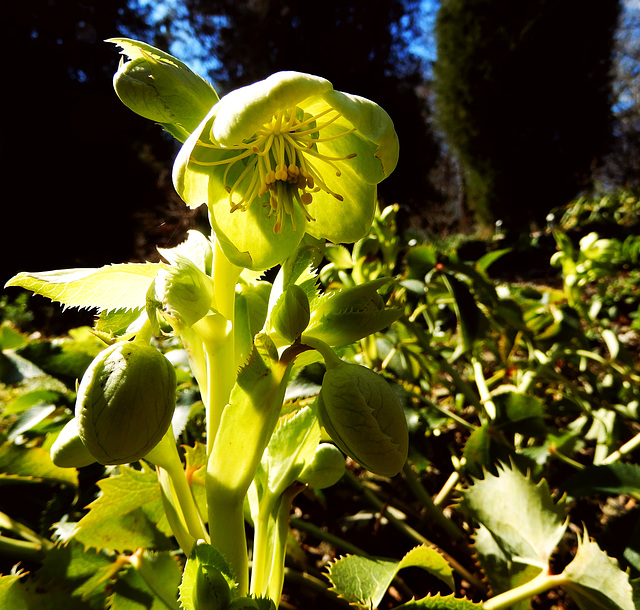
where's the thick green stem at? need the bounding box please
[482,571,567,609]
[206,351,293,595]
[250,491,280,599]
[206,489,249,594]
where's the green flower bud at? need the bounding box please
[109,38,219,142]
[271,284,310,343]
[50,417,96,469]
[305,278,401,346]
[317,361,408,477]
[76,341,176,465]
[153,255,214,331]
[298,443,345,489]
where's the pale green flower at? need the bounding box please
[173,72,399,270]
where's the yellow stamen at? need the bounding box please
[190,105,356,233]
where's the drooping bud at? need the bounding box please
[317,360,408,477]
[76,340,176,465]
[271,284,310,343]
[305,278,401,346]
[152,254,214,331]
[298,443,345,489]
[109,38,219,142]
[50,417,96,469]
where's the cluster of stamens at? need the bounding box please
[190,106,356,234]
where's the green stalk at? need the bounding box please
[0,535,48,562]
[250,492,280,599]
[146,428,208,545]
[196,240,241,454]
[482,571,567,609]
[471,357,496,420]
[603,429,640,464]
[206,353,293,595]
[402,462,465,542]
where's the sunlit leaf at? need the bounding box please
[327,545,453,609]
[5,263,165,313]
[396,594,483,609]
[462,462,567,570]
[563,532,634,610]
[0,442,77,486]
[73,466,172,551]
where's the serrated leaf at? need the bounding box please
[327,545,453,609]
[0,441,78,485]
[0,572,94,610]
[396,594,483,609]
[5,263,165,312]
[109,561,178,610]
[563,533,634,610]
[36,540,114,603]
[462,463,566,570]
[472,524,541,609]
[73,466,172,551]
[562,463,640,498]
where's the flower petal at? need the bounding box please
[212,72,333,146]
[321,90,399,180]
[209,180,307,271]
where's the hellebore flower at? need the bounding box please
[173,72,399,270]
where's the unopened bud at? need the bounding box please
[50,417,96,469]
[109,38,219,142]
[153,255,214,331]
[271,284,310,343]
[317,361,408,477]
[76,341,176,465]
[298,443,345,489]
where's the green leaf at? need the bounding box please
[123,551,182,610]
[493,392,546,437]
[461,462,567,570]
[562,463,640,498]
[5,263,165,312]
[36,540,114,604]
[261,406,320,496]
[73,466,172,551]
[563,533,634,610]
[0,441,78,485]
[396,594,483,609]
[109,559,179,610]
[0,572,94,610]
[439,271,485,357]
[327,545,453,609]
[462,423,513,479]
[471,523,542,609]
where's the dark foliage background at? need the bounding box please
[432,0,621,235]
